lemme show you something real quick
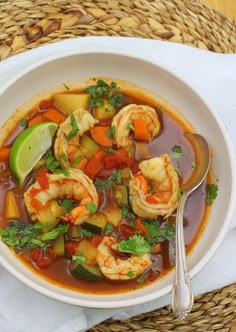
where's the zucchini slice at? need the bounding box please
[70,261,103,280]
[82,213,107,235]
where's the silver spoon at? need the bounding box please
[171,133,210,320]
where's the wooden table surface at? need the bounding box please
[201,0,236,20]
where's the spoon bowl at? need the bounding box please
[171,133,210,319]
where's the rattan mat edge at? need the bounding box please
[1,0,236,331]
[0,0,236,60]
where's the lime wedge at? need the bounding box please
[9,121,58,186]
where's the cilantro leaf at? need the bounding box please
[95,169,122,189]
[206,183,218,206]
[41,224,69,241]
[142,219,175,244]
[121,204,135,220]
[58,199,75,212]
[86,203,97,213]
[172,146,184,158]
[79,228,95,238]
[106,126,116,139]
[45,153,70,176]
[65,114,79,141]
[118,234,151,256]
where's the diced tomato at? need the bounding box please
[30,247,42,262]
[30,247,56,268]
[65,241,79,258]
[119,224,137,239]
[96,168,114,179]
[91,235,103,248]
[36,256,54,268]
[38,99,52,110]
[103,149,134,169]
[84,149,104,180]
[36,167,49,189]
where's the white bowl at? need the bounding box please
[0,46,235,308]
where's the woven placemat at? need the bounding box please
[0,0,236,331]
[0,0,236,60]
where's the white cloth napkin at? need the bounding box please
[0,37,236,332]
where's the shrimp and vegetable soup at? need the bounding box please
[0,78,218,294]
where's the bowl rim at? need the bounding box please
[0,45,235,308]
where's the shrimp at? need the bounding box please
[129,155,179,218]
[54,108,98,169]
[96,236,151,280]
[24,169,98,225]
[111,104,160,148]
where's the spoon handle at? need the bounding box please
[171,192,194,320]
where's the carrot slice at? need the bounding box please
[91,235,103,248]
[135,217,150,237]
[28,114,43,127]
[133,119,148,141]
[90,126,113,147]
[0,147,11,161]
[43,108,66,124]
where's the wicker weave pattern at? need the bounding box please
[0,1,236,331]
[0,0,236,60]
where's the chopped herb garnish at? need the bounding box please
[191,160,197,170]
[86,202,97,213]
[63,83,70,90]
[206,183,218,206]
[106,147,115,154]
[72,254,86,265]
[172,146,184,158]
[108,93,123,107]
[178,189,183,201]
[79,228,95,238]
[118,234,151,256]
[106,126,116,139]
[105,108,110,113]
[58,199,75,212]
[65,114,79,141]
[19,118,27,127]
[45,154,70,176]
[127,123,135,131]
[61,153,68,165]
[127,271,136,278]
[41,224,69,241]
[106,223,113,234]
[85,80,123,109]
[121,204,135,220]
[95,169,122,189]
[0,221,68,252]
[70,155,82,167]
[142,219,175,244]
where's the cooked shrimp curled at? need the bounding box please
[24,169,98,225]
[111,104,160,148]
[54,108,98,169]
[129,155,179,218]
[96,236,151,280]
